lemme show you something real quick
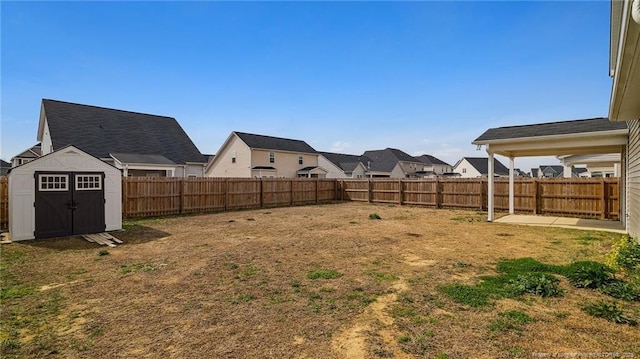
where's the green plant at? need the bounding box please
[439,284,489,307]
[582,301,637,326]
[398,335,410,343]
[599,281,640,301]
[564,261,615,289]
[508,273,564,297]
[98,249,109,256]
[307,269,342,280]
[369,213,381,220]
[497,257,559,275]
[488,310,533,333]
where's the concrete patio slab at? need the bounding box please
[495,214,626,234]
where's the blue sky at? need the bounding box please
[1,1,611,171]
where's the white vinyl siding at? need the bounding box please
[627,119,640,238]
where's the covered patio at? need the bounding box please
[496,214,626,234]
[472,117,628,230]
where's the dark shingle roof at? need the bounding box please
[319,152,368,172]
[42,99,205,164]
[110,153,175,165]
[362,148,421,172]
[0,160,10,176]
[234,132,316,154]
[474,118,628,143]
[461,157,509,176]
[415,154,451,166]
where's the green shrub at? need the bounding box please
[607,236,640,273]
[582,301,637,326]
[564,261,614,289]
[488,310,533,333]
[599,281,640,302]
[508,273,564,297]
[369,213,381,220]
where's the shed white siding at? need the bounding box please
[8,146,122,241]
[627,119,640,237]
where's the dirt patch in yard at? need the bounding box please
[1,202,638,358]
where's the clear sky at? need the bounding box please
[1,1,611,172]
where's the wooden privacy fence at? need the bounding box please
[122,177,338,218]
[339,178,619,220]
[0,176,621,229]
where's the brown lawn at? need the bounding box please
[1,202,638,358]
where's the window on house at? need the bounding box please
[269,151,275,163]
[462,168,467,174]
[187,174,197,178]
[231,151,236,163]
[298,155,303,165]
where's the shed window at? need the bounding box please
[269,152,275,163]
[39,175,68,191]
[75,175,102,190]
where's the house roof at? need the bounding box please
[362,148,421,172]
[40,99,206,164]
[415,154,451,166]
[110,153,176,165]
[540,165,563,174]
[252,166,277,170]
[319,152,368,172]
[531,168,539,177]
[0,160,10,176]
[473,117,627,143]
[459,157,509,176]
[13,144,42,159]
[234,132,317,154]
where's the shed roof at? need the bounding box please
[41,99,206,164]
[234,132,317,154]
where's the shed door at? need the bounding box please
[35,172,106,239]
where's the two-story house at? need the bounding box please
[206,132,327,178]
[26,99,208,177]
[318,152,368,178]
[453,157,509,178]
[361,148,424,178]
[415,154,453,177]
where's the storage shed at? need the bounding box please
[9,145,122,241]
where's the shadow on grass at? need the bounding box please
[18,225,171,251]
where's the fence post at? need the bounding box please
[435,178,441,208]
[121,177,127,218]
[368,179,373,203]
[334,179,338,201]
[179,178,184,214]
[601,178,607,219]
[315,179,319,204]
[290,179,294,205]
[480,178,486,211]
[224,178,228,211]
[532,179,538,215]
[398,179,403,205]
[260,178,264,208]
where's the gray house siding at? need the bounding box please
[628,119,640,238]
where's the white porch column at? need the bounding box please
[509,157,515,214]
[614,163,620,177]
[563,165,572,178]
[488,152,494,222]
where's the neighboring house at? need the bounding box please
[0,160,10,176]
[514,168,530,178]
[558,153,620,178]
[453,157,509,178]
[530,168,539,178]
[206,131,327,178]
[35,99,207,177]
[415,154,453,177]
[361,148,424,178]
[609,0,640,237]
[11,144,41,167]
[318,152,368,179]
[533,165,591,178]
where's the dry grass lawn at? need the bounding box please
[1,202,639,358]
